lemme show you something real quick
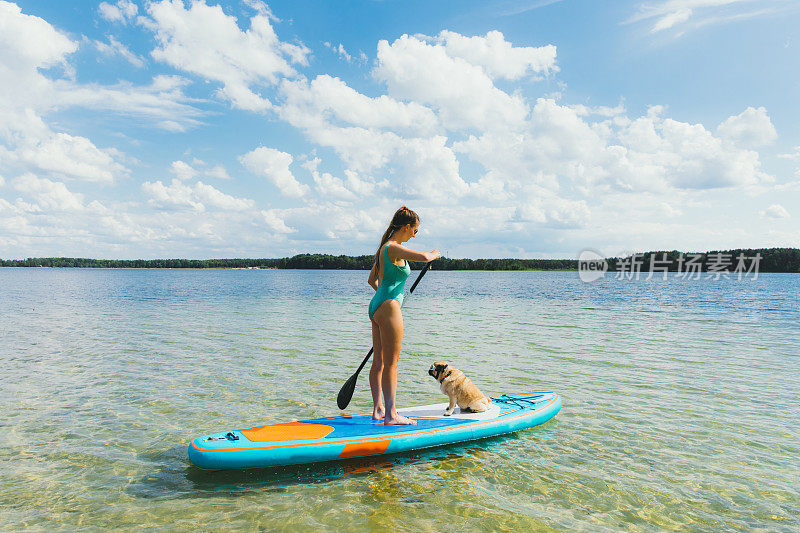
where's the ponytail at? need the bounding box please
[373,206,420,267]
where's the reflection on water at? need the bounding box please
[1,268,798,530]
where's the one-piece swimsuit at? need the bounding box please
[368,244,411,320]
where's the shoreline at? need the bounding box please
[1,248,798,272]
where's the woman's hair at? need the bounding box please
[374,206,419,267]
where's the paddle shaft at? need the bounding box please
[353,261,431,375]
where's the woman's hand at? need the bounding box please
[368,262,379,290]
[428,249,441,262]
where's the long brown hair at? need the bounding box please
[374,206,419,267]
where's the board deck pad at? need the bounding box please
[188,392,561,470]
[398,402,502,420]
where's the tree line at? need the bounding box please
[1,248,798,271]
[0,254,575,270]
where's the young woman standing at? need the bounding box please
[368,206,440,425]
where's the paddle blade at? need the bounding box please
[337,373,358,410]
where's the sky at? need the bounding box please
[0,0,798,260]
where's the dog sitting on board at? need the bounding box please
[428,362,492,416]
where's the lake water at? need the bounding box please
[1,268,798,531]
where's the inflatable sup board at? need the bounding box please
[188,392,561,470]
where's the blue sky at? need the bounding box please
[1,0,798,259]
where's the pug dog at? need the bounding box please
[428,362,492,416]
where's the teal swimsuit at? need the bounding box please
[369,244,411,319]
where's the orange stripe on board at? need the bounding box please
[338,439,391,458]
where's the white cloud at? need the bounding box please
[301,157,383,202]
[278,79,468,201]
[393,136,469,201]
[640,115,766,189]
[303,158,356,201]
[515,196,591,228]
[142,179,204,211]
[778,146,800,178]
[571,101,627,118]
[455,100,769,196]
[272,202,384,241]
[302,126,399,174]
[314,172,356,201]
[239,146,309,198]
[146,0,309,112]
[779,146,800,161]
[53,75,204,131]
[717,106,777,147]
[12,173,84,211]
[170,160,197,181]
[0,1,77,71]
[625,0,794,35]
[336,43,352,62]
[185,159,232,180]
[325,41,353,62]
[93,35,145,68]
[420,205,519,240]
[2,131,128,183]
[761,204,790,219]
[651,7,692,32]
[433,30,558,80]
[206,165,231,180]
[242,0,278,20]
[98,0,138,24]
[261,208,294,233]
[374,33,530,132]
[0,193,297,258]
[191,181,255,211]
[279,75,439,135]
[141,178,255,211]
[323,42,368,65]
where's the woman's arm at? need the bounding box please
[388,243,440,263]
[367,262,379,290]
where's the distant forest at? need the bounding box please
[0,254,574,270]
[1,248,799,272]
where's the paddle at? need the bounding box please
[337,261,433,410]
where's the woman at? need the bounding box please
[368,206,440,425]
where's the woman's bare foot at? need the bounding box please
[384,413,417,426]
[372,407,385,420]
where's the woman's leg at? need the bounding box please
[369,319,384,419]
[374,300,416,425]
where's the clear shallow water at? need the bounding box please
[1,268,798,531]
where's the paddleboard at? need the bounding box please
[188,392,561,470]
